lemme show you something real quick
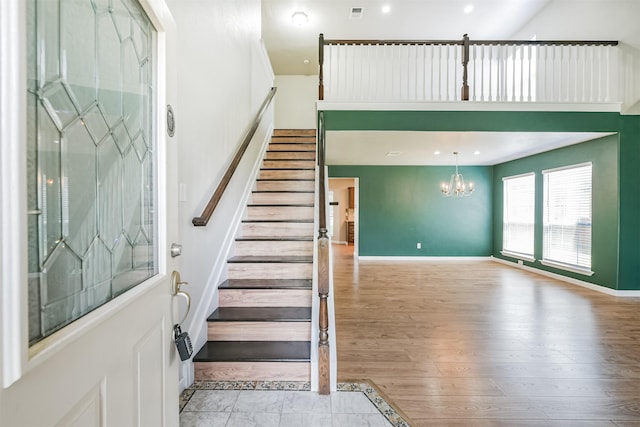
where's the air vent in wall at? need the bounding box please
[350,7,363,19]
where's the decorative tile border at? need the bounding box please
[179,380,411,426]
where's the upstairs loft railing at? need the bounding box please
[319,34,621,104]
[192,87,277,226]
[316,111,330,394]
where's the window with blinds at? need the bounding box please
[502,173,535,259]
[542,163,593,275]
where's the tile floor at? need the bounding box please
[180,381,408,427]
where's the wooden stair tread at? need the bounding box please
[219,279,312,290]
[194,341,310,363]
[260,168,315,171]
[228,255,313,263]
[256,178,314,182]
[247,204,314,207]
[242,219,314,223]
[266,150,315,153]
[235,236,313,241]
[208,306,311,321]
[253,190,315,193]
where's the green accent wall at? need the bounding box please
[492,135,619,289]
[323,109,640,290]
[329,166,492,256]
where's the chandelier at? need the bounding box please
[440,152,474,197]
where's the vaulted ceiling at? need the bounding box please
[262,0,640,165]
[262,0,640,75]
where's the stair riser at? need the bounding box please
[271,137,316,143]
[260,169,315,180]
[269,143,316,152]
[235,240,313,257]
[263,160,315,169]
[208,322,311,341]
[246,206,314,221]
[265,151,316,160]
[255,181,315,192]
[273,129,316,137]
[228,263,312,280]
[219,289,312,307]
[240,222,314,237]
[251,192,314,205]
[195,362,310,381]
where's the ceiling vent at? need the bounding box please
[350,7,364,19]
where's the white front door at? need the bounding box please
[0,0,180,425]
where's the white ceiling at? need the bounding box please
[262,0,636,166]
[263,0,640,76]
[326,131,614,165]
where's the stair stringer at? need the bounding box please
[180,123,273,391]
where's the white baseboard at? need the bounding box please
[358,256,493,261]
[332,240,348,245]
[492,257,640,297]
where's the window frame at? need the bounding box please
[541,162,594,276]
[501,172,536,262]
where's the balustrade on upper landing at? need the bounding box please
[318,34,640,111]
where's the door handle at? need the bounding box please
[171,271,190,324]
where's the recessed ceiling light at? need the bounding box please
[381,5,391,14]
[291,11,309,26]
[434,150,441,155]
[464,4,474,13]
[474,150,480,155]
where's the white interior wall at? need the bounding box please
[274,75,318,129]
[166,0,274,389]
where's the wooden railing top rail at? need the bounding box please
[192,87,277,227]
[322,37,618,47]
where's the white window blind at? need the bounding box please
[502,173,535,258]
[542,163,592,273]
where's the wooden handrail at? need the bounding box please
[192,87,277,227]
[318,35,618,103]
[317,111,330,394]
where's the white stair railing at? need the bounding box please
[319,34,630,106]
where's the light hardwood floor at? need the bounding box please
[332,244,640,426]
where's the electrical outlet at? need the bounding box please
[416,242,421,249]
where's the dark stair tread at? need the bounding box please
[256,178,315,182]
[260,168,315,171]
[253,190,315,193]
[228,255,313,263]
[219,279,312,290]
[265,150,316,155]
[235,236,313,241]
[208,306,311,321]
[242,219,314,223]
[247,204,314,207]
[194,341,310,363]
[265,158,315,161]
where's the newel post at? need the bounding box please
[317,228,330,395]
[319,33,325,100]
[317,111,330,394]
[461,34,470,101]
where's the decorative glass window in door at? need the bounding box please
[27,0,156,344]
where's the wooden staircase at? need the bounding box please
[193,129,317,381]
